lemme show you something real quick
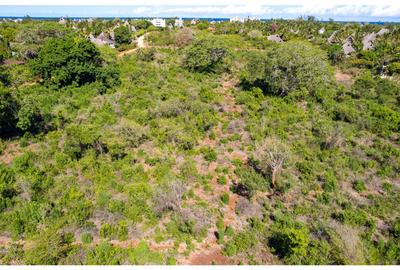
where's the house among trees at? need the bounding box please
[362,32,376,50]
[89,32,115,48]
[150,18,166,28]
[377,28,390,36]
[318,27,325,35]
[328,30,337,43]
[230,17,245,23]
[175,18,184,28]
[362,28,390,50]
[342,36,355,56]
[267,34,283,43]
[247,17,261,21]
[58,17,67,25]
[190,19,198,25]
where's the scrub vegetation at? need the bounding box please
[0,17,399,265]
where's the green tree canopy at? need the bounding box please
[183,39,227,72]
[30,37,103,88]
[267,41,333,96]
[242,41,333,97]
[0,88,19,136]
[114,26,131,47]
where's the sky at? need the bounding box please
[0,1,399,22]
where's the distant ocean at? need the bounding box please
[0,16,390,24]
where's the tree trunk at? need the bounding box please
[271,169,277,188]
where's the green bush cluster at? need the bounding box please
[183,39,228,72]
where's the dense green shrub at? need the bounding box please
[0,163,17,211]
[268,225,310,262]
[353,180,366,192]
[16,98,42,132]
[0,66,10,87]
[224,230,257,256]
[86,241,123,265]
[81,232,93,244]
[327,44,345,64]
[0,88,19,135]
[234,165,269,196]
[128,241,163,265]
[201,147,217,162]
[24,229,73,265]
[136,48,156,62]
[388,62,400,75]
[269,41,333,96]
[240,51,268,89]
[220,192,229,204]
[0,36,10,63]
[30,37,103,87]
[217,176,227,185]
[333,208,369,227]
[11,202,43,238]
[114,26,131,47]
[183,39,227,72]
[242,41,333,98]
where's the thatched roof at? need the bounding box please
[343,37,355,56]
[328,31,337,44]
[377,28,389,36]
[267,35,283,43]
[362,33,376,50]
[362,28,390,51]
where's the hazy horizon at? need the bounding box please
[0,5,399,22]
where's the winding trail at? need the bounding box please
[117,34,148,58]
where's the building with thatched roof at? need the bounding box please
[362,33,376,50]
[377,28,389,36]
[343,36,355,56]
[89,32,115,48]
[328,31,337,44]
[362,29,390,51]
[267,35,283,43]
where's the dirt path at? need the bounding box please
[117,34,148,58]
[335,69,353,87]
[178,75,250,265]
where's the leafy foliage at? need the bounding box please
[30,37,103,87]
[114,26,131,47]
[183,39,227,72]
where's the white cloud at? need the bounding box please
[284,5,400,17]
[4,0,400,5]
[370,5,400,17]
[132,7,153,15]
[160,5,271,15]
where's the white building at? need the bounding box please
[190,19,198,25]
[247,17,260,21]
[230,17,245,23]
[175,18,184,28]
[89,32,115,48]
[59,17,67,25]
[150,18,166,28]
[318,27,325,35]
